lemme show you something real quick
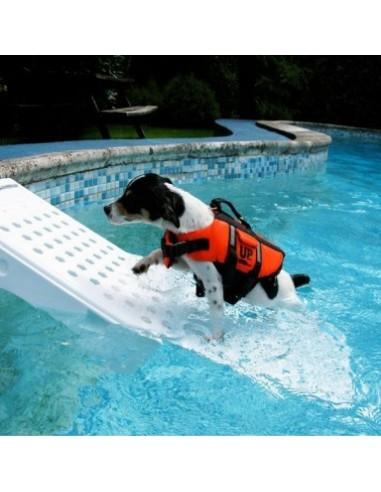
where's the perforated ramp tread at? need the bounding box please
[0,178,187,341]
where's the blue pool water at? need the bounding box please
[0,132,380,435]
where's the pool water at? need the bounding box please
[0,133,380,435]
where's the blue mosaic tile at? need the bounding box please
[26,150,328,210]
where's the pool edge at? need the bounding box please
[0,121,331,186]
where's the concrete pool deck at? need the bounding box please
[0,119,288,161]
[0,120,331,188]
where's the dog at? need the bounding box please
[104,173,310,340]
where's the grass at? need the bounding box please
[80,124,218,139]
[0,136,19,145]
[0,124,219,145]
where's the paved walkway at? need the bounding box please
[0,119,288,161]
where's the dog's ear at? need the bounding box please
[161,197,180,228]
[160,191,183,228]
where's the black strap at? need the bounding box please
[161,237,209,260]
[210,197,252,230]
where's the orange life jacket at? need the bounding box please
[161,199,285,304]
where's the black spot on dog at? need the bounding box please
[115,173,185,227]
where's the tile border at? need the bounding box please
[26,149,328,209]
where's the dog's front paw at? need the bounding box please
[132,260,150,275]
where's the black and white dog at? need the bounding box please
[104,173,309,339]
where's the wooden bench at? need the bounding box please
[91,74,158,139]
[3,69,158,140]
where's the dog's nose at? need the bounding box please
[104,204,111,216]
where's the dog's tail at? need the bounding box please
[291,274,310,289]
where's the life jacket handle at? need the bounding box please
[210,197,252,231]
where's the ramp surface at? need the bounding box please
[0,178,184,341]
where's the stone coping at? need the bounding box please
[286,121,381,143]
[291,120,381,135]
[256,120,332,147]
[0,120,332,186]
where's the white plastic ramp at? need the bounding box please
[0,178,184,341]
[0,178,354,406]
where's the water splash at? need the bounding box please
[182,308,353,406]
[134,267,354,406]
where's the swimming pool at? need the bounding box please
[0,129,380,435]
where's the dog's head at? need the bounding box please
[104,173,185,229]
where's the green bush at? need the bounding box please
[162,74,220,127]
[127,79,163,108]
[206,56,240,118]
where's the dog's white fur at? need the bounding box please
[109,183,303,340]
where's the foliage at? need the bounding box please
[204,56,240,118]
[1,55,381,142]
[127,79,162,107]
[252,56,310,120]
[162,73,220,126]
